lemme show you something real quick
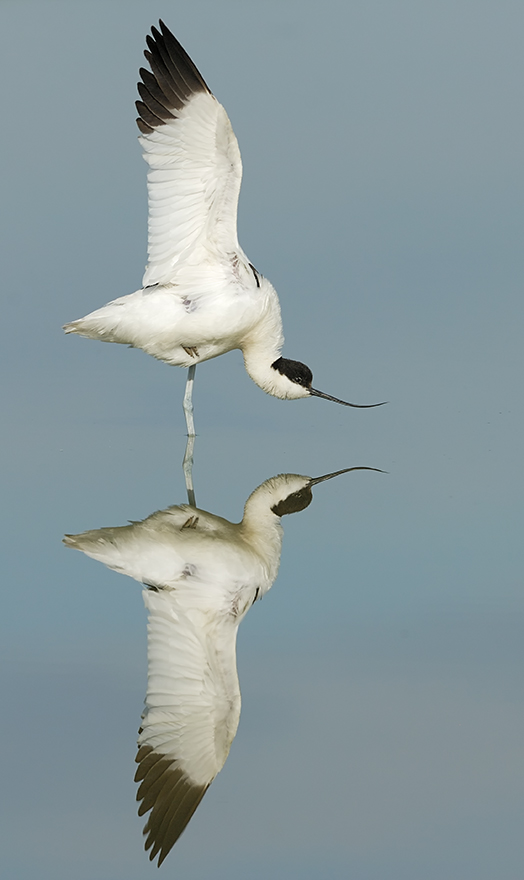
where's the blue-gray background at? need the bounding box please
[1,1,523,877]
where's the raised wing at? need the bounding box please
[136,21,243,287]
[136,586,241,865]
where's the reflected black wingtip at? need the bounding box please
[136,744,210,867]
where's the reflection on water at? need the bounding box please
[64,466,381,865]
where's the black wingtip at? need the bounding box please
[155,19,210,93]
[136,21,211,135]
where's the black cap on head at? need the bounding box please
[271,357,313,388]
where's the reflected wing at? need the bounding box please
[136,587,241,865]
[136,21,243,287]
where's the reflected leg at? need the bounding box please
[183,365,196,506]
[183,433,196,506]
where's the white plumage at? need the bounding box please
[141,93,243,290]
[63,21,385,420]
[64,474,307,863]
[64,467,379,864]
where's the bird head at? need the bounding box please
[270,357,386,408]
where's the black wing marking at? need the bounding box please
[135,744,209,866]
[136,20,211,134]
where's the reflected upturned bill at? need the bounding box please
[63,466,382,865]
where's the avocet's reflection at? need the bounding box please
[64,467,382,865]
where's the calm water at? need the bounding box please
[2,2,523,878]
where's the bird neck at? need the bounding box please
[239,482,286,584]
[239,474,311,584]
[241,278,286,397]
[243,345,285,398]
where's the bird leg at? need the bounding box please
[183,364,196,436]
[183,365,196,506]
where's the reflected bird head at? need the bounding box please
[269,466,386,517]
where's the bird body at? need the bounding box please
[63,473,312,863]
[65,267,286,393]
[64,487,288,597]
[64,468,378,864]
[64,21,385,411]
